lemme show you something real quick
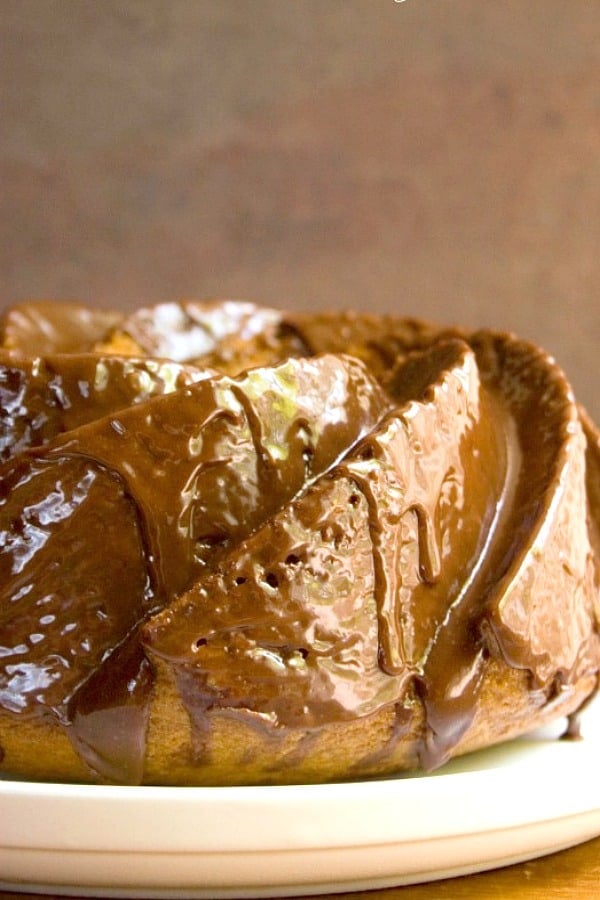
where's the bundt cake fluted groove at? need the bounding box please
[0,299,598,785]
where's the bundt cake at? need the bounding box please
[0,299,598,785]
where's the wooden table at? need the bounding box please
[0,835,598,899]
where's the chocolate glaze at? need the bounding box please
[44,353,391,599]
[0,351,211,462]
[0,454,151,717]
[0,299,598,784]
[0,338,392,780]
[144,339,515,766]
[0,301,121,356]
[69,633,153,785]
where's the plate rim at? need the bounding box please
[2,712,600,855]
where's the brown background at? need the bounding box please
[1,0,599,419]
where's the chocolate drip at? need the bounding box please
[144,340,511,762]
[69,631,153,784]
[337,462,442,676]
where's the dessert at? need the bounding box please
[0,299,598,785]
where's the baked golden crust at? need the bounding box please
[0,659,595,786]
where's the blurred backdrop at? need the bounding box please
[1,0,598,417]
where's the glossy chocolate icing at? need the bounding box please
[0,351,213,462]
[0,301,121,356]
[0,300,598,783]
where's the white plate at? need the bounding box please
[1,699,600,899]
